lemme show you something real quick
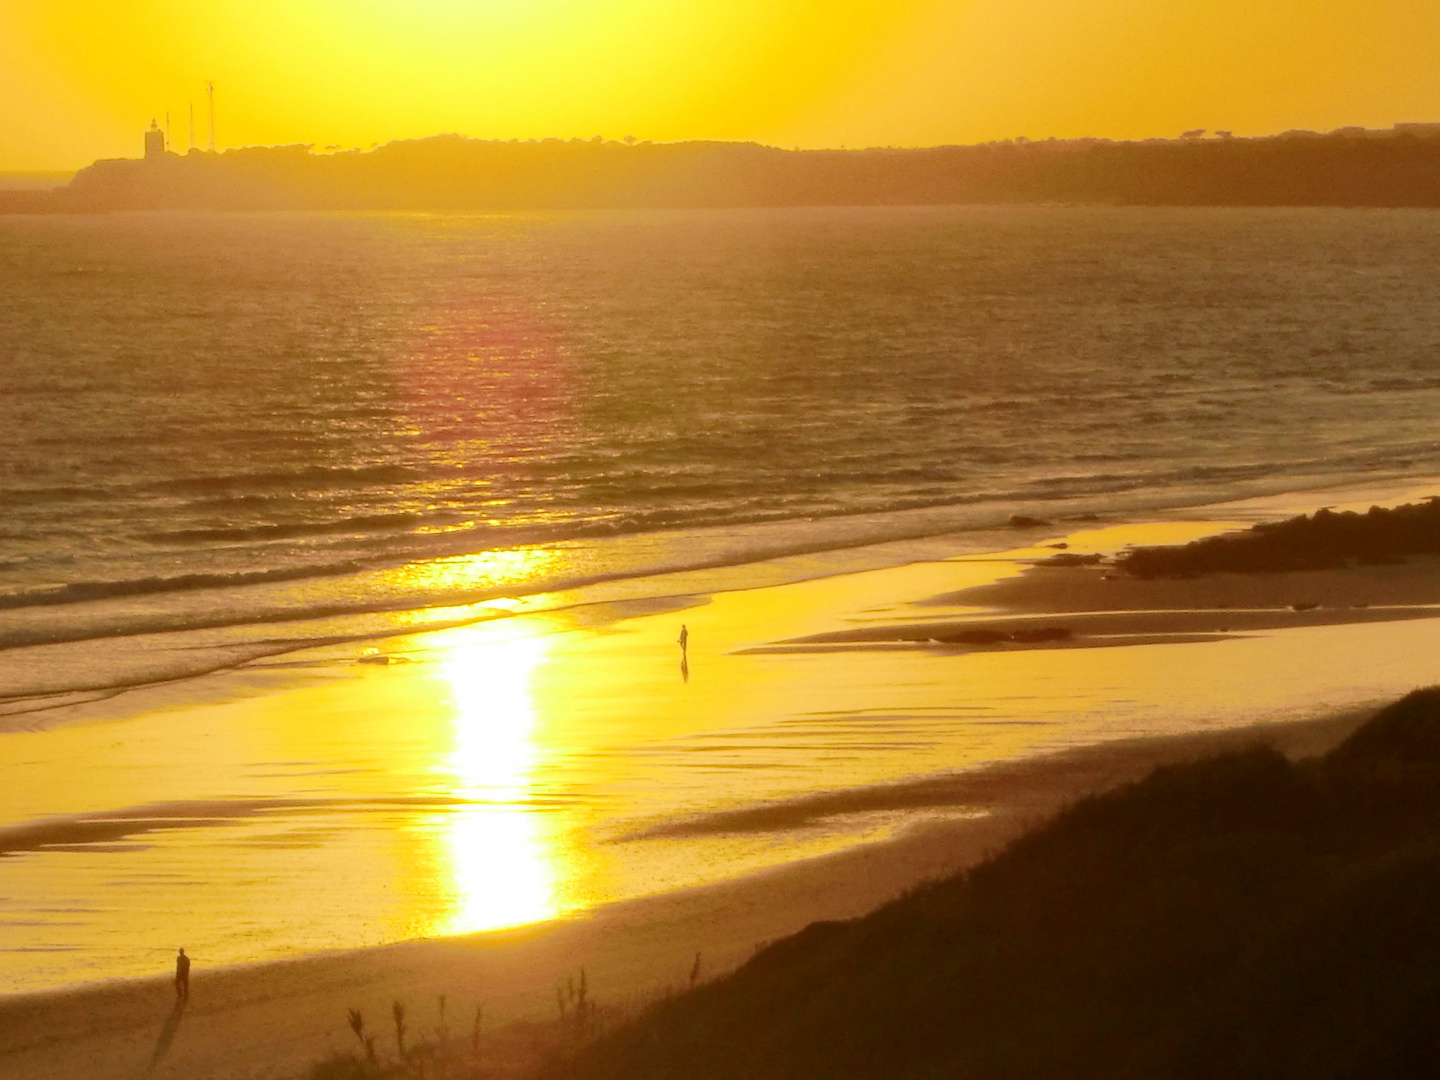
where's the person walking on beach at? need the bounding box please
[174,947,191,1002]
[678,624,689,653]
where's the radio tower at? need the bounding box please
[207,81,217,151]
[189,103,195,150]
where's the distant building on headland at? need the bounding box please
[144,120,166,160]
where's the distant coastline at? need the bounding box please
[0,171,74,193]
[6,125,1440,213]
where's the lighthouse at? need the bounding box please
[144,119,166,160]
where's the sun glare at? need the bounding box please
[433,628,560,934]
[390,547,564,597]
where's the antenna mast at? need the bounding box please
[206,81,216,152]
[189,103,195,150]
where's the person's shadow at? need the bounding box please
[145,998,186,1074]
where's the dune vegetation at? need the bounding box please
[518,687,1440,1080]
[308,687,1440,1079]
[1117,497,1440,578]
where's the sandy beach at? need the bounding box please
[0,706,1379,1080]
[4,483,1440,1078]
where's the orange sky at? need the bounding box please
[3,0,1440,170]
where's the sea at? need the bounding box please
[4,204,1440,992]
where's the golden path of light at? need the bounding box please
[432,627,560,935]
[390,545,564,598]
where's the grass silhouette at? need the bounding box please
[537,687,1440,1080]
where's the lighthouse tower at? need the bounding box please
[144,119,166,160]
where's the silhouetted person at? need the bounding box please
[174,947,190,1002]
[678,624,689,653]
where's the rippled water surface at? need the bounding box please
[4,207,1440,686]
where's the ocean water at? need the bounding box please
[5,206,1440,710]
[4,206,1440,992]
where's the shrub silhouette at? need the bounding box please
[1117,498,1440,578]
[1327,685,1440,765]
[536,687,1440,1080]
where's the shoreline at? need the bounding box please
[8,470,1440,735]
[0,702,1380,1080]
[3,477,1440,1078]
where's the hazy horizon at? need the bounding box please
[4,0,1440,171]
[9,117,1440,186]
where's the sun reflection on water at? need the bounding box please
[434,628,561,935]
[392,546,564,595]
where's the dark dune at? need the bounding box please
[1119,497,1440,578]
[537,688,1440,1080]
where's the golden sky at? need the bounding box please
[3,0,1440,170]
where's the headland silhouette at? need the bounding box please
[5,124,1440,213]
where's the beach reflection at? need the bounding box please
[433,628,559,934]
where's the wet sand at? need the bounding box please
[0,704,1377,1080]
[4,490,1440,1078]
[761,555,1440,654]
